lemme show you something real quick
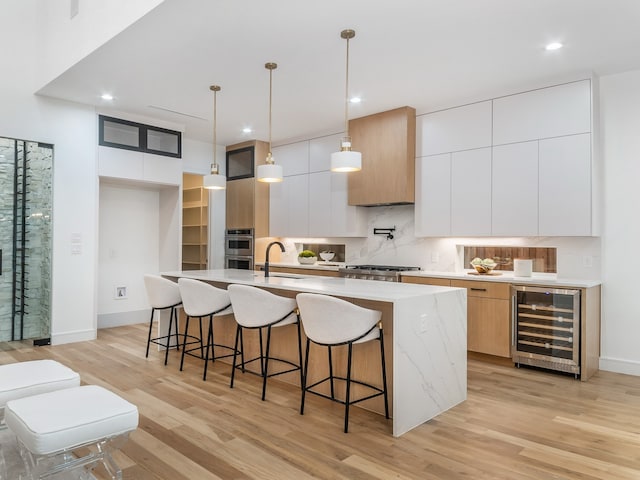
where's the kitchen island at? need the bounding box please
[162,269,467,436]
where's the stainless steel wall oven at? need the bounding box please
[224,228,254,270]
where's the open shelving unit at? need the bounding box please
[182,173,208,270]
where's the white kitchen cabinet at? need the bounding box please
[451,148,492,236]
[417,101,492,157]
[271,141,309,177]
[143,153,182,185]
[269,174,309,237]
[309,133,342,173]
[493,80,591,145]
[491,141,539,236]
[415,153,451,236]
[539,133,592,236]
[98,146,181,186]
[308,171,367,237]
[269,179,288,237]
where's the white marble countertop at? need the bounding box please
[400,270,601,288]
[163,269,460,302]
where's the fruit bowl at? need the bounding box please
[472,263,497,274]
[470,257,497,274]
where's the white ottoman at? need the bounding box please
[0,359,80,426]
[5,385,139,480]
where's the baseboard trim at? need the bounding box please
[98,310,149,329]
[51,329,96,345]
[599,357,640,377]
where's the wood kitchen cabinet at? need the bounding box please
[264,266,340,278]
[451,280,511,358]
[226,140,269,237]
[348,106,416,206]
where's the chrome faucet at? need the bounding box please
[264,241,285,278]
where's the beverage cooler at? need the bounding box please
[512,285,581,378]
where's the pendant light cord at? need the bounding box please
[344,35,350,135]
[213,89,217,168]
[265,63,277,163]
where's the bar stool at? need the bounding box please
[143,274,182,365]
[296,293,389,433]
[177,278,235,381]
[227,284,303,401]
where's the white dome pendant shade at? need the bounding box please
[257,62,283,183]
[331,29,361,173]
[203,85,226,190]
[257,157,283,183]
[331,140,361,172]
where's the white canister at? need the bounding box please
[514,259,533,277]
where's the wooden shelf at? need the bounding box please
[182,173,208,269]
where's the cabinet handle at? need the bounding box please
[470,288,487,292]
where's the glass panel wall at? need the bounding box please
[0,137,52,343]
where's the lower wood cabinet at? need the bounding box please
[261,266,340,278]
[403,276,511,358]
[450,280,511,358]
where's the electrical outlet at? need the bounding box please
[420,313,428,333]
[431,252,440,263]
[114,286,127,299]
[583,255,593,268]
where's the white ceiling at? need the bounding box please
[38,0,640,147]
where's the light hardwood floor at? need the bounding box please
[2,324,640,480]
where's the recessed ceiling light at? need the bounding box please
[242,127,252,133]
[101,93,114,101]
[545,42,563,51]
[349,96,362,104]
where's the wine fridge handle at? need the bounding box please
[511,294,517,347]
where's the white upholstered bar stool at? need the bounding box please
[227,284,303,401]
[177,278,235,381]
[143,274,182,365]
[296,293,389,433]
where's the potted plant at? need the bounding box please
[297,250,317,265]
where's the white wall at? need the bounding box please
[599,69,640,375]
[1,1,99,344]
[97,183,160,327]
[35,0,164,91]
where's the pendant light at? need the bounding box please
[257,62,283,183]
[203,85,226,190]
[331,29,361,173]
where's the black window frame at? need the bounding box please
[98,115,182,158]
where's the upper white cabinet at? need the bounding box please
[309,133,342,173]
[97,146,181,186]
[451,148,492,236]
[272,142,309,177]
[491,141,539,236]
[539,133,592,236]
[493,80,591,145]
[269,136,367,238]
[416,79,595,237]
[417,101,492,157]
[415,154,451,236]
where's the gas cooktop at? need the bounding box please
[342,265,421,272]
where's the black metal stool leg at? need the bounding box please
[261,326,273,401]
[344,342,354,433]
[173,306,180,351]
[203,316,213,381]
[379,329,389,419]
[145,308,156,358]
[296,316,304,387]
[328,345,335,400]
[164,307,174,365]
[180,315,191,371]
[230,324,242,388]
[300,338,311,415]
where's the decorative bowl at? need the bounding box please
[298,256,317,265]
[319,251,335,262]
[471,262,497,274]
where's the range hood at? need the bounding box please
[348,106,416,206]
